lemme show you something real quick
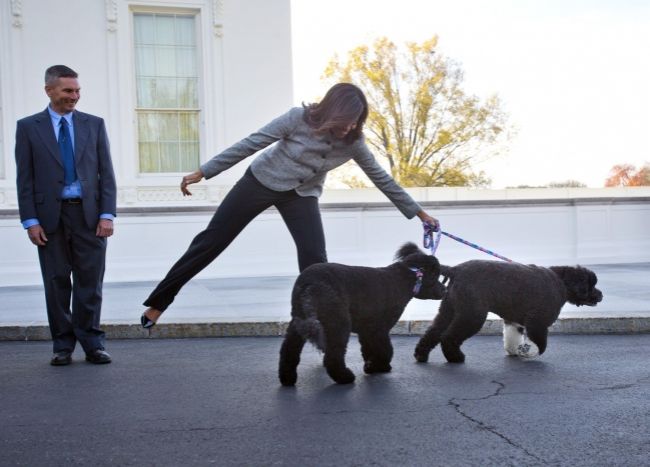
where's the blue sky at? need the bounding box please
[291,0,650,188]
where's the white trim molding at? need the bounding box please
[10,0,23,28]
[106,0,118,31]
[212,0,224,36]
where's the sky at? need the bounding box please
[290,0,650,188]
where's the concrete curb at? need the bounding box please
[1,317,649,341]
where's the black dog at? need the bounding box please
[279,243,445,385]
[414,260,603,363]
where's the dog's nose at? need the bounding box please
[595,289,603,302]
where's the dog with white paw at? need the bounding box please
[503,321,539,358]
[414,260,603,363]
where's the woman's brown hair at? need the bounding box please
[303,83,368,144]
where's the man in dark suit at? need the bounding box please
[15,65,117,365]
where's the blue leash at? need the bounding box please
[423,223,513,262]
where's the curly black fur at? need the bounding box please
[279,242,445,386]
[414,260,603,363]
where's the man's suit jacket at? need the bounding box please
[15,109,117,233]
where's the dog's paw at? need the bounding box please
[279,370,298,386]
[503,322,525,355]
[441,341,466,363]
[364,361,392,374]
[414,351,429,363]
[331,368,356,384]
[445,354,465,364]
[413,344,431,363]
[516,342,540,359]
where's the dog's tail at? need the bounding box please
[293,317,326,352]
[291,284,326,351]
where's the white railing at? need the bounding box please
[1,188,649,286]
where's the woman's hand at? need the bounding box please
[417,210,440,232]
[180,170,204,196]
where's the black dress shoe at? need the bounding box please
[85,349,112,364]
[141,313,156,329]
[50,351,72,366]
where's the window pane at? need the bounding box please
[175,17,195,46]
[155,78,178,108]
[176,48,196,77]
[179,142,199,171]
[159,113,180,141]
[137,111,199,173]
[136,78,155,108]
[134,14,155,44]
[0,97,3,177]
[155,15,176,46]
[139,142,160,172]
[179,112,198,140]
[160,142,181,172]
[135,46,156,76]
[137,112,157,141]
[155,47,176,77]
[134,12,200,173]
[178,78,198,107]
[134,12,198,110]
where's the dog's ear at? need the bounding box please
[405,254,443,278]
[551,265,587,286]
[394,242,421,261]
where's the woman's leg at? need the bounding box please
[276,194,327,271]
[143,171,279,313]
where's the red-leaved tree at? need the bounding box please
[605,163,650,187]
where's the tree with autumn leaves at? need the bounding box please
[605,163,650,187]
[323,36,510,188]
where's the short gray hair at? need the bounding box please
[44,65,78,85]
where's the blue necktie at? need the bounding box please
[58,118,77,185]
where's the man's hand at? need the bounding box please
[96,219,114,237]
[27,224,48,246]
[180,170,204,196]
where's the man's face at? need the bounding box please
[45,77,80,115]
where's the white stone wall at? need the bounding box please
[0,0,293,208]
[2,188,649,286]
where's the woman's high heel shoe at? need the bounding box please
[141,313,156,329]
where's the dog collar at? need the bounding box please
[409,267,424,295]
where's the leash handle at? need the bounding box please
[423,222,442,255]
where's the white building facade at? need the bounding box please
[0,0,294,208]
[1,0,649,288]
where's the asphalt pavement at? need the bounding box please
[1,335,648,466]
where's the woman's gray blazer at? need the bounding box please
[200,107,422,219]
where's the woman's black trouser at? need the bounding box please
[143,169,327,312]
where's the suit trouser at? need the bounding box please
[144,169,327,312]
[37,202,107,353]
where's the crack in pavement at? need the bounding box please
[593,375,650,391]
[448,380,547,465]
[594,383,636,391]
[149,423,265,434]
